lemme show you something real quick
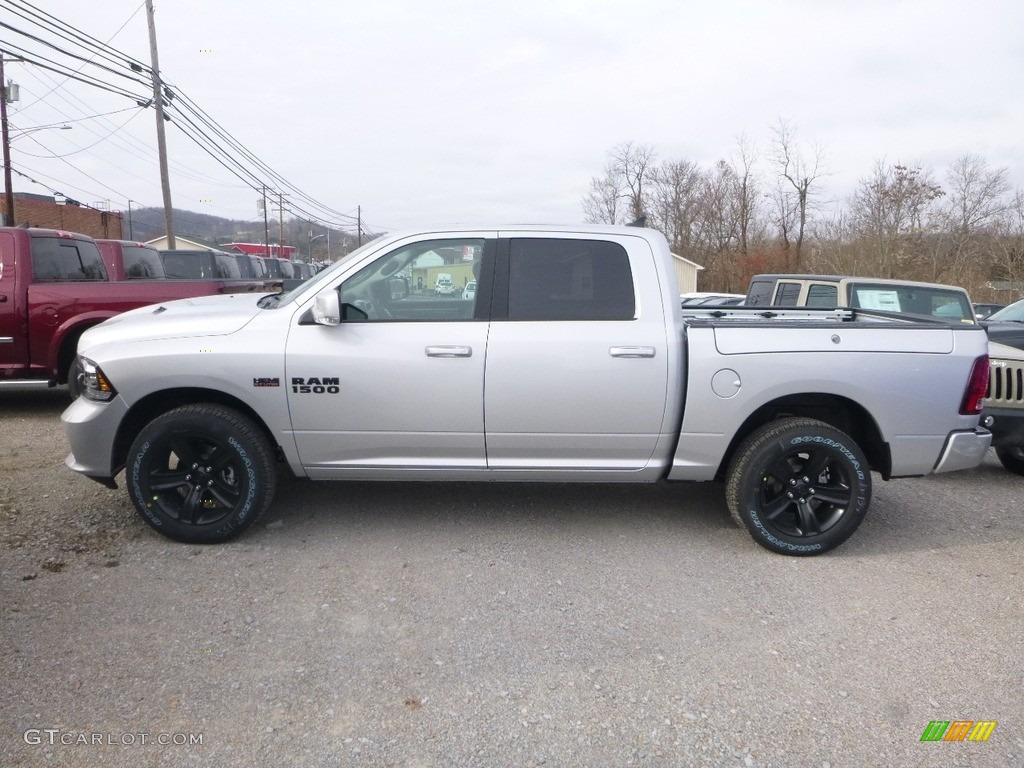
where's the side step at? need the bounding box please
[0,379,58,389]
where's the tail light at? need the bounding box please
[960,354,989,415]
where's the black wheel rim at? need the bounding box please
[140,430,246,526]
[757,444,855,538]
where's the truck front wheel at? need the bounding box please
[725,418,871,556]
[126,404,276,543]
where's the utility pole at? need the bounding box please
[145,0,174,248]
[260,186,270,257]
[357,205,362,246]
[278,191,285,258]
[1,51,16,226]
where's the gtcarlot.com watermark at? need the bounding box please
[24,729,203,747]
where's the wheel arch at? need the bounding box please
[717,393,891,480]
[112,388,280,474]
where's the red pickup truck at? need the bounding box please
[0,228,273,389]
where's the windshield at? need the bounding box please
[988,299,1024,322]
[256,237,384,308]
[848,282,974,323]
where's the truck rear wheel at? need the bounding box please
[126,404,276,543]
[995,446,1024,476]
[725,418,871,556]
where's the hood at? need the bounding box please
[79,292,264,353]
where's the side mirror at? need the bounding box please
[312,290,341,326]
[389,276,409,300]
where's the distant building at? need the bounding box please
[224,242,297,260]
[0,193,123,239]
[145,235,224,251]
[671,253,703,294]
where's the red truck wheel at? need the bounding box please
[725,418,871,556]
[126,404,277,543]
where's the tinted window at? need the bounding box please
[745,279,773,306]
[233,254,255,278]
[806,284,838,307]
[122,246,165,278]
[161,251,214,279]
[264,258,283,278]
[31,238,107,281]
[507,238,634,321]
[279,260,295,279]
[214,254,242,278]
[250,256,269,278]
[773,282,802,306]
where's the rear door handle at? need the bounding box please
[609,346,656,358]
[425,345,472,358]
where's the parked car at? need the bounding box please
[980,341,1024,475]
[1,228,274,389]
[463,280,477,301]
[981,299,1024,350]
[63,225,990,556]
[973,302,1006,320]
[745,274,976,323]
[97,240,166,279]
[158,249,279,293]
[680,292,745,307]
[435,273,454,295]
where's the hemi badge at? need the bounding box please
[253,377,280,388]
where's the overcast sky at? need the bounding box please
[5,0,1024,237]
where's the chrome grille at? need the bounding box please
[988,358,1024,405]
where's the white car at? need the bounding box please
[463,281,477,301]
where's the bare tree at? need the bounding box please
[732,133,761,257]
[582,164,624,224]
[646,158,703,255]
[581,142,657,224]
[769,119,826,271]
[935,154,1011,284]
[848,161,944,277]
[988,188,1024,301]
[611,142,657,222]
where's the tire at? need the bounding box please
[996,446,1024,476]
[725,418,871,556]
[126,404,277,543]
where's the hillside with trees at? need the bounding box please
[128,207,367,263]
[582,123,1023,302]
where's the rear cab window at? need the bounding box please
[122,246,165,278]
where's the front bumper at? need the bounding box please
[932,428,992,473]
[61,395,130,485]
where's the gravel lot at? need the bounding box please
[1,387,1022,767]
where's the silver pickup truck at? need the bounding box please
[62,226,992,555]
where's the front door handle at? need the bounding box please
[609,346,656,358]
[425,345,473,358]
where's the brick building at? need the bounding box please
[0,193,124,239]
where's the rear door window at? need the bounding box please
[806,284,838,307]
[506,238,635,321]
[772,282,802,306]
[31,237,107,281]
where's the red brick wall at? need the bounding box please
[1,195,124,239]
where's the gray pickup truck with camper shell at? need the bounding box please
[62,226,991,555]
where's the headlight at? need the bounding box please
[77,356,117,402]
